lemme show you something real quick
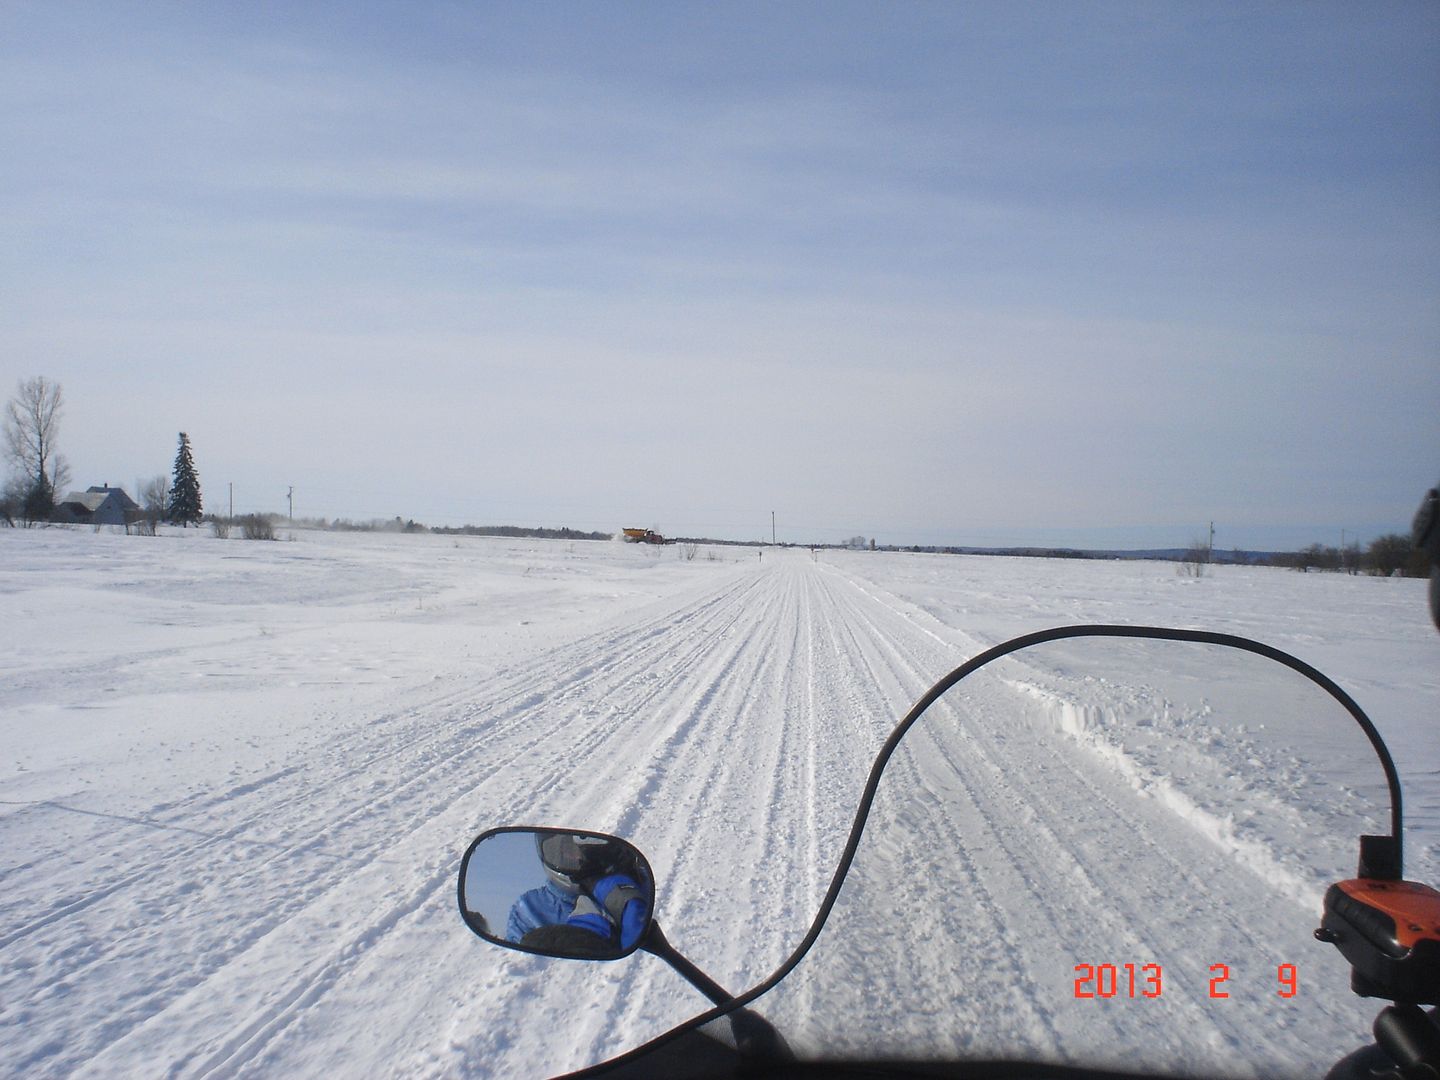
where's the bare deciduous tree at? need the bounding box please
[132,475,168,535]
[1366,534,1415,577]
[240,514,276,541]
[1178,541,1210,577]
[4,377,70,524]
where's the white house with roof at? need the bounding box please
[52,485,143,526]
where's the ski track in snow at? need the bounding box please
[1,530,1435,1078]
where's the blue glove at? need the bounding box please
[590,874,649,949]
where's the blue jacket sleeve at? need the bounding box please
[507,884,575,942]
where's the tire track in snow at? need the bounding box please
[127,565,787,1077]
[850,596,1281,1065]
[7,546,1374,1079]
[174,859,460,1080]
[488,558,920,1071]
[755,582,1077,1060]
[794,560,1374,1074]
[1,566,775,1076]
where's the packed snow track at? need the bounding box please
[1,528,1436,1078]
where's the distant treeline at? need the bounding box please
[279,517,610,541]
[668,536,764,548]
[236,514,1431,577]
[898,546,1110,560]
[1266,537,1429,577]
[287,515,429,534]
[431,524,613,541]
[841,536,1429,577]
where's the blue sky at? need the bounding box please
[3,2,1437,548]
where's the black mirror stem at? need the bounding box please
[638,922,734,1007]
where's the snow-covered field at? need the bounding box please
[2,526,1437,1078]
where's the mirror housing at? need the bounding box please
[458,826,655,961]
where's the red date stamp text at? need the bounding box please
[1073,963,1298,999]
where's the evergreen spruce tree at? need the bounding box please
[23,473,54,526]
[167,432,203,527]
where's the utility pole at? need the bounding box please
[1208,521,1215,564]
[287,486,294,521]
[772,511,776,546]
[229,482,233,519]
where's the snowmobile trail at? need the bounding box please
[758,560,1386,1076]
[2,536,1425,1079]
[4,549,847,1077]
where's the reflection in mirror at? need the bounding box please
[459,828,655,961]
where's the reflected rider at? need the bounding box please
[506,834,649,953]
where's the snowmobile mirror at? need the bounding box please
[457,827,655,961]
